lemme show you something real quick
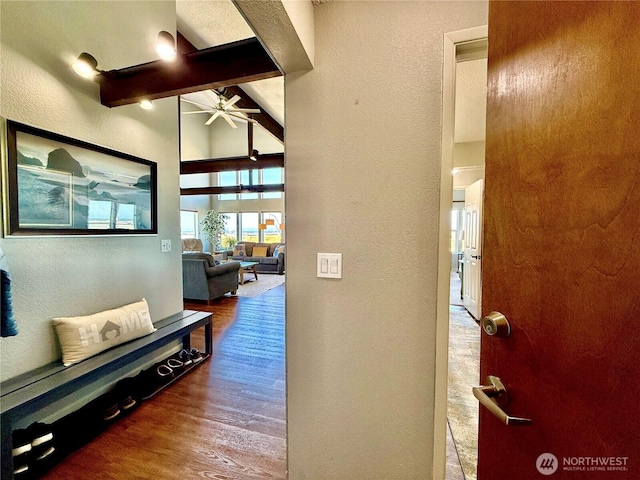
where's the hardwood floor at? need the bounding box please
[42,286,286,480]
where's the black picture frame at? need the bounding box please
[3,120,157,236]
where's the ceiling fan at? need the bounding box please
[180,89,260,129]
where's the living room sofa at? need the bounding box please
[225,242,285,275]
[182,252,240,302]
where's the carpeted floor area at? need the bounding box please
[447,296,480,480]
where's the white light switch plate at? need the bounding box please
[161,239,172,252]
[317,253,342,278]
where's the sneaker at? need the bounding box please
[133,367,162,400]
[99,393,121,422]
[177,349,193,366]
[12,427,31,478]
[114,377,137,412]
[189,348,203,363]
[28,422,55,457]
[27,422,58,477]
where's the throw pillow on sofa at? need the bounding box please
[233,244,246,257]
[252,246,268,257]
[52,299,156,366]
[273,245,285,257]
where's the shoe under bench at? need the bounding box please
[0,309,212,480]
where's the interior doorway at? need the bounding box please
[438,28,487,480]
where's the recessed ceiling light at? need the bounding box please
[139,100,154,110]
[452,168,460,175]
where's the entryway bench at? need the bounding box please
[0,309,212,480]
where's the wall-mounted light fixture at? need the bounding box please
[156,31,177,61]
[72,31,177,82]
[71,53,101,79]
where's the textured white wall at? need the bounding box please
[209,120,284,158]
[179,104,213,242]
[0,1,181,381]
[285,2,487,478]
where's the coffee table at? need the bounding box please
[238,261,259,285]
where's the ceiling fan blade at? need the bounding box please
[221,112,238,129]
[205,111,222,126]
[204,89,221,104]
[180,98,212,109]
[182,110,216,115]
[222,95,241,109]
[230,108,261,114]
[227,112,258,124]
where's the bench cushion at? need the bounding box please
[52,299,156,366]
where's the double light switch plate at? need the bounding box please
[317,253,342,279]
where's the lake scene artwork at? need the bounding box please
[6,122,156,235]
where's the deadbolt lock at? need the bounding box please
[481,311,511,338]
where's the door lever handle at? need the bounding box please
[473,375,532,426]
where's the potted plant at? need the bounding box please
[200,210,229,251]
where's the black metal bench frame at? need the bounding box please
[0,309,212,480]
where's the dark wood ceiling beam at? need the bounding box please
[181,153,284,174]
[177,32,198,54]
[97,38,281,107]
[181,184,284,196]
[225,85,283,143]
[176,33,284,143]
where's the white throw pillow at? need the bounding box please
[52,299,156,366]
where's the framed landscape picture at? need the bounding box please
[3,120,157,236]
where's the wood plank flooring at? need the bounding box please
[42,286,286,480]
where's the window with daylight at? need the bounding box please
[217,168,284,200]
[262,168,283,199]
[262,212,283,243]
[451,203,464,254]
[241,212,259,242]
[239,170,259,200]
[219,171,236,201]
[180,210,198,239]
[221,212,238,249]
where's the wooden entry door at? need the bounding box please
[478,2,640,479]
[463,179,483,320]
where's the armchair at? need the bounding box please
[182,252,240,302]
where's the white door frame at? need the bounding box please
[433,25,488,480]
